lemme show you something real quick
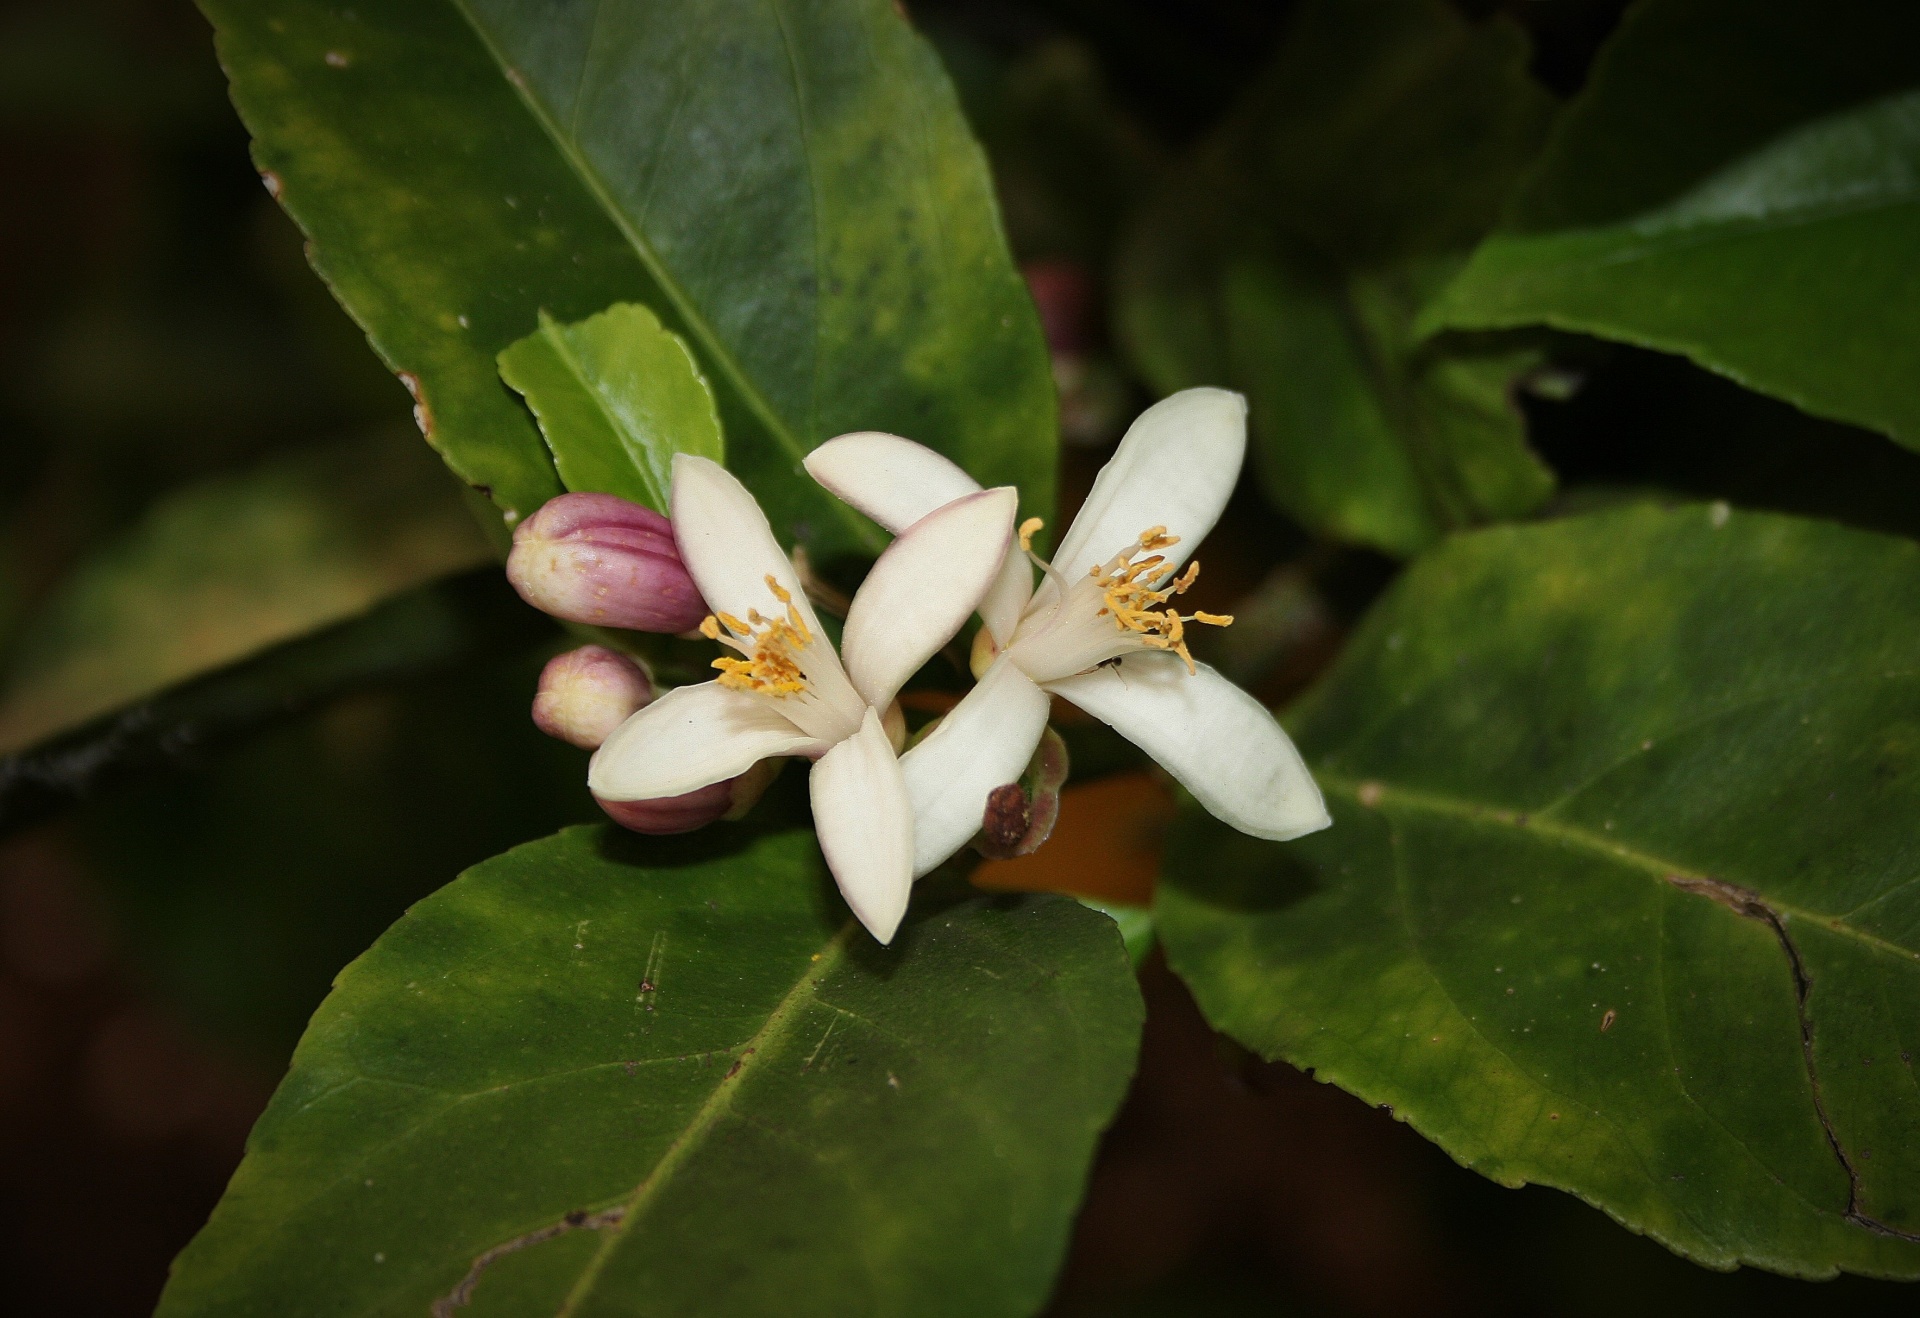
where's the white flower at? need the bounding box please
[804,387,1331,877]
[589,454,1018,943]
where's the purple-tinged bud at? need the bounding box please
[532,645,654,749]
[595,757,786,836]
[507,492,707,633]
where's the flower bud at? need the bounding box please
[507,493,707,633]
[595,757,786,835]
[973,725,1070,860]
[531,645,654,749]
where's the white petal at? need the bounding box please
[810,707,915,943]
[840,487,1019,710]
[803,431,982,534]
[898,655,1051,877]
[670,453,825,637]
[978,543,1034,647]
[588,681,825,800]
[1050,388,1247,586]
[1047,652,1329,840]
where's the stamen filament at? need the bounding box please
[1090,527,1232,673]
[703,575,815,696]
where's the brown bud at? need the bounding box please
[972,725,1071,860]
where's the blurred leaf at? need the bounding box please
[202,0,1057,554]
[76,627,585,1059]
[158,825,1142,1315]
[0,430,490,755]
[976,39,1162,265]
[1079,898,1155,968]
[1426,0,1920,449]
[1159,502,1920,1277]
[1,567,552,840]
[1116,0,1556,555]
[498,303,723,514]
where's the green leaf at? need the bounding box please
[201,0,1057,553]
[497,303,724,514]
[0,569,553,841]
[0,430,490,755]
[1425,0,1920,449]
[1158,502,1920,1277]
[1115,0,1556,556]
[72,627,586,1061]
[159,825,1142,1316]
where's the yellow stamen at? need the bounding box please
[1018,517,1045,552]
[703,575,814,696]
[1092,527,1231,673]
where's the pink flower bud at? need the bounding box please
[594,757,785,836]
[531,645,654,749]
[507,493,707,633]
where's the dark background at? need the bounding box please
[4,0,1920,1311]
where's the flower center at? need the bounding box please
[998,521,1236,683]
[702,576,813,696]
[1088,527,1233,673]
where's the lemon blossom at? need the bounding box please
[589,454,1018,943]
[804,387,1330,876]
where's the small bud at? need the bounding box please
[595,758,785,835]
[973,725,1071,860]
[597,778,735,835]
[507,492,707,633]
[532,645,654,749]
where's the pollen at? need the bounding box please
[703,575,814,696]
[1092,528,1232,672]
[1018,517,1045,552]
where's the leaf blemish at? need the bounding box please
[1667,872,1920,1244]
[431,1205,627,1317]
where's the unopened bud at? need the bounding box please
[596,757,786,835]
[532,645,654,749]
[507,492,707,632]
[973,725,1070,860]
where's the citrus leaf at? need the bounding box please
[1426,0,1920,449]
[1115,0,1555,555]
[0,569,551,841]
[1159,502,1920,1278]
[201,0,1056,552]
[0,430,490,755]
[158,824,1142,1316]
[497,303,724,514]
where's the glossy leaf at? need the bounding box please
[1115,0,1555,555]
[0,430,489,755]
[1159,502,1920,1278]
[497,303,723,514]
[201,0,1057,553]
[158,824,1142,1316]
[1426,0,1920,449]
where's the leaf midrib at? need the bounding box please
[444,0,881,552]
[554,917,860,1313]
[1315,771,1919,965]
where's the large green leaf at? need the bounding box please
[201,0,1057,554]
[497,303,724,514]
[1159,502,1920,1278]
[0,430,489,755]
[1115,0,1555,556]
[1426,0,1920,449]
[159,824,1142,1316]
